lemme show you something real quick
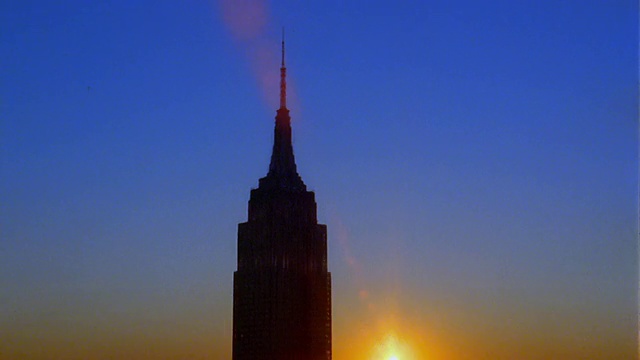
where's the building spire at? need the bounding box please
[259,30,306,191]
[280,28,287,110]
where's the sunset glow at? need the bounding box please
[371,331,415,360]
[1,1,635,359]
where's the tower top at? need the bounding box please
[279,28,287,110]
[259,32,306,192]
[281,28,285,67]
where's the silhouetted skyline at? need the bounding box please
[0,1,637,359]
[233,37,332,359]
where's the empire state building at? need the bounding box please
[232,38,332,360]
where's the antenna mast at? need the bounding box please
[280,28,287,110]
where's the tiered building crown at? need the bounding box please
[259,32,306,191]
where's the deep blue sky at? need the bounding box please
[1,1,637,359]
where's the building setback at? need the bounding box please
[232,37,332,360]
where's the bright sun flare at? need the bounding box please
[372,331,415,360]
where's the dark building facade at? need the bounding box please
[232,39,332,360]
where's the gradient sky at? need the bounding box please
[1,1,637,359]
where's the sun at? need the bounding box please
[371,331,415,360]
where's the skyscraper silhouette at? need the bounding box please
[232,37,332,360]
